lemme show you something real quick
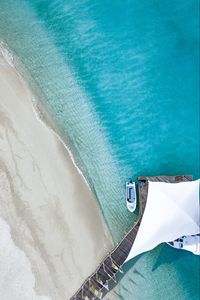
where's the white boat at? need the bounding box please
[167,234,200,255]
[126,179,137,212]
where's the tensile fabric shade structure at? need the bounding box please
[126,179,200,262]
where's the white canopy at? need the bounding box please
[126,179,200,262]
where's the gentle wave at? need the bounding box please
[0,41,14,68]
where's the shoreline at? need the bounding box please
[0,40,91,189]
[0,46,113,299]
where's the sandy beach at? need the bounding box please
[0,49,113,300]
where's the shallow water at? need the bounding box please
[0,0,199,299]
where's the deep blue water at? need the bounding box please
[0,0,199,299]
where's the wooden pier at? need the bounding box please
[70,175,192,300]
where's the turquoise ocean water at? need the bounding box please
[0,0,199,299]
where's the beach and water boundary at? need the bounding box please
[0,46,114,299]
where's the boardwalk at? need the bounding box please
[71,175,192,300]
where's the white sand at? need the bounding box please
[0,50,113,299]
